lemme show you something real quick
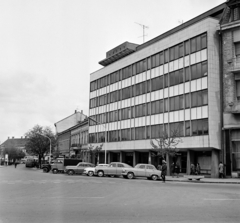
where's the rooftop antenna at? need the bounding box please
[135,22,149,43]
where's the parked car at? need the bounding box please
[65,162,95,175]
[122,163,162,181]
[95,162,133,177]
[83,164,109,176]
[51,158,82,174]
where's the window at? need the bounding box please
[147,165,154,170]
[201,34,207,49]
[160,52,164,65]
[184,40,190,55]
[135,127,145,140]
[191,92,198,107]
[192,120,198,136]
[185,121,190,136]
[235,42,240,57]
[185,67,190,82]
[191,37,196,53]
[185,93,190,108]
[164,98,169,112]
[236,80,240,100]
[118,164,124,167]
[164,49,169,63]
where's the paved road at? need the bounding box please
[0,164,240,223]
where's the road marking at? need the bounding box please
[204,198,240,201]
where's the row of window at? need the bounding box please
[90,61,207,108]
[89,90,207,125]
[71,131,88,147]
[90,33,207,91]
[89,119,208,143]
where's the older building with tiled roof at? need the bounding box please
[0,136,28,154]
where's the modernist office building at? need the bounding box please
[89,1,239,177]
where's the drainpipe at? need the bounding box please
[218,26,225,166]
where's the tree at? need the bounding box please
[88,144,103,164]
[150,128,182,161]
[2,147,25,163]
[25,125,56,167]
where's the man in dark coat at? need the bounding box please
[161,160,167,183]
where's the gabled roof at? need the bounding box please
[1,138,28,149]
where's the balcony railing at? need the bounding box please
[229,57,240,73]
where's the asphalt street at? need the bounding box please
[0,164,240,223]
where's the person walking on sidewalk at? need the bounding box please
[161,160,167,183]
[219,162,224,178]
[14,161,18,168]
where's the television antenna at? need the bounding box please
[135,22,149,43]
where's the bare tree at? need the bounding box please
[150,128,182,160]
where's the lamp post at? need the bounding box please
[88,117,107,164]
[37,133,52,163]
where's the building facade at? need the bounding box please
[219,0,240,177]
[54,110,87,157]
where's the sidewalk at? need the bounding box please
[166,175,240,184]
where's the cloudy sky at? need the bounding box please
[0,0,225,143]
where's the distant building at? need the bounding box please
[0,136,28,160]
[54,110,88,157]
[89,0,240,177]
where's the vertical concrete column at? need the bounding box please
[148,151,152,164]
[211,149,219,178]
[107,152,111,164]
[133,152,136,167]
[187,150,194,175]
[119,151,123,162]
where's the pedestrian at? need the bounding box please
[14,161,18,168]
[219,161,224,178]
[171,162,175,177]
[190,163,195,175]
[161,160,167,183]
[175,162,180,178]
[195,163,201,175]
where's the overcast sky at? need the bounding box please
[0,0,225,143]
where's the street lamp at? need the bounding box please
[37,133,52,163]
[88,117,107,164]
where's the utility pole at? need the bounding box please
[135,22,149,43]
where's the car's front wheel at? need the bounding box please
[127,172,134,179]
[43,168,49,173]
[52,169,58,174]
[88,171,94,177]
[97,171,104,177]
[151,175,158,181]
[67,170,74,175]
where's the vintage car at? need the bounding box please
[95,162,133,177]
[122,163,162,181]
[65,162,95,175]
[83,164,109,176]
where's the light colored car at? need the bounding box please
[122,163,162,181]
[83,164,109,177]
[65,162,95,175]
[95,162,133,177]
